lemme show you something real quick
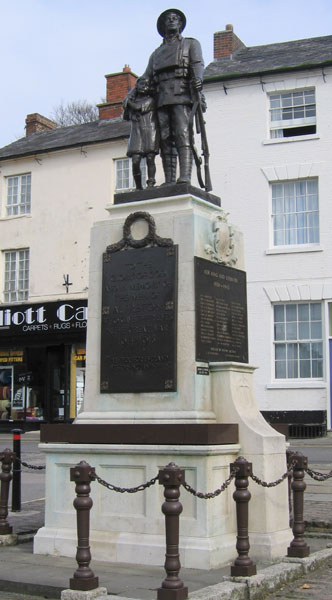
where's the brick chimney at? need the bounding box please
[214,24,245,59]
[25,113,57,136]
[98,65,138,119]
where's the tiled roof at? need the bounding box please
[0,117,130,160]
[204,34,332,81]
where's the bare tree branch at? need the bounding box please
[51,100,98,126]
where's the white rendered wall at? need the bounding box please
[204,67,332,421]
[0,140,164,304]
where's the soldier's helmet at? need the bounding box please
[157,9,186,37]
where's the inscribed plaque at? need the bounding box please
[195,257,248,363]
[101,246,177,393]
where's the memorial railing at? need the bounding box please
[1,448,332,598]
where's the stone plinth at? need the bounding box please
[34,441,240,569]
[76,193,243,425]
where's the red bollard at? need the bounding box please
[11,428,23,512]
[69,460,99,591]
[287,452,310,558]
[158,463,188,600]
[0,448,15,535]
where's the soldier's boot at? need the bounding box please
[170,153,177,182]
[161,154,174,184]
[146,154,156,187]
[133,172,143,190]
[177,146,192,184]
[132,154,143,190]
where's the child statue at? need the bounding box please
[123,78,159,190]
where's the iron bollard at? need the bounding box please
[11,428,23,512]
[287,452,310,558]
[0,448,15,535]
[69,460,99,591]
[157,462,188,600]
[230,456,256,577]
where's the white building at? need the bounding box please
[0,28,331,436]
[204,26,332,436]
[0,74,136,428]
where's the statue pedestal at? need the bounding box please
[77,192,241,424]
[34,190,291,567]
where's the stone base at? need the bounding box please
[34,441,240,569]
[61,587,107,600]
[247,528,293,562]
[0,533,18,546]
[35,526,238,571]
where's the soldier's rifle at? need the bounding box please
[193,91,212,192]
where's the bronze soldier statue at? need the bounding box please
[142,9,205,186]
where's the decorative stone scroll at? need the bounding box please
[204,211,237,266]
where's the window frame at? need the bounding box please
[3,248,30,303]
[6,173,31,217]
[273,302,324,382]
[114,157,147,192]
[269,88,316,139]
[270,178,319,249]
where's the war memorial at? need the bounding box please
[34,9,291,571]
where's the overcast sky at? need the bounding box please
[1,0,332,148]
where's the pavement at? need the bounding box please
[1,435,332,599]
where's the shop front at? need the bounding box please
[0,299,87,431]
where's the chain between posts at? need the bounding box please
[18,459,46,471]
[95,472,159,493]
[249,459,297,488]
[305,466,332,481]
[182,468,237,499]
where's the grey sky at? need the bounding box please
[1,0,331,148]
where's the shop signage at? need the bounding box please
[0,349,24,363]
[0,300,87,337]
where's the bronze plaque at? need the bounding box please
[101,246,177,392]
[195,257,248,363]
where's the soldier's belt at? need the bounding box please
[155,68,189,82]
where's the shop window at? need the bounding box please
[269,89,316,138]
[0,367,12,420]
[274,302,323,379]
[271,179,319,246]
[3,248,29,302]
[115,157,147,191]
[6,173,31,216]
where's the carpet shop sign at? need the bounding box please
[0,300,87,336]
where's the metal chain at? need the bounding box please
[305,466,332,481]
[18,459,46,471]
[250,460,296,488]
[182,469,237,499]
[95,472,159,494]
